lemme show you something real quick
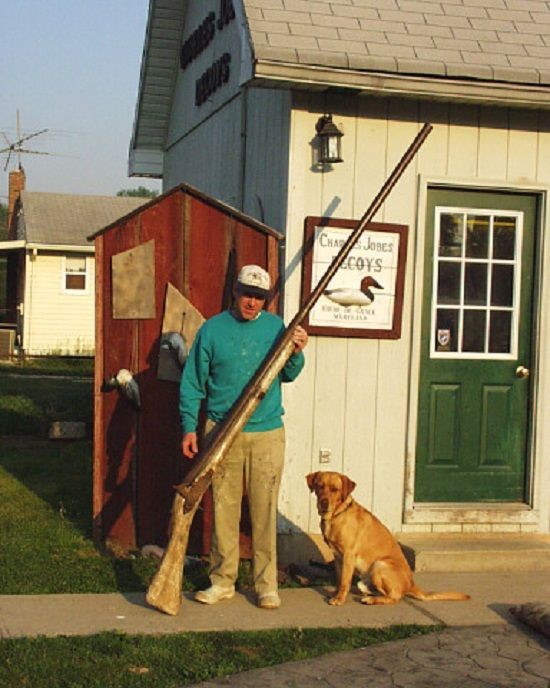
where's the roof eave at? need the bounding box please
[252,60,550,110]
[129,0,188,179]
[29,243,95,253]
[128,147,164,178]
[0,241,94,255]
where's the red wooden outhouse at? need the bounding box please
[90,184,282,552]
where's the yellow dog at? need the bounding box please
[307,471,470,606]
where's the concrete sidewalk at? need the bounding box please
[1,571,549,686]
[0,571,547,638]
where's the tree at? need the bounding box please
[0,203,8,241]
[117,186,159,199]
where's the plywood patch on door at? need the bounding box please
[157,282,205,382]
[111,240,155,319]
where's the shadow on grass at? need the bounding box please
[0,437,158,593]
[0,437,93,536]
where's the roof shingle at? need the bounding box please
[244,0,550,84]
[17,192,147,247]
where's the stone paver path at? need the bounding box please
[189,625,550,688]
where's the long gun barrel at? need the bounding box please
[146,122,433,615]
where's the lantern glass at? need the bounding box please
[316,114,343,164]
[326,135,341,162]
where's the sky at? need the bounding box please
[0,0,162,203]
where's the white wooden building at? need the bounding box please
[1,178,145,356]
[129,0,550,551]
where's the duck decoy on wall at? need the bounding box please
[159,331,188,368]
[104,368,141,410]
[323,275,384,308]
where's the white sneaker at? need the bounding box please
[258,592,281,609]
[194,584,235,605]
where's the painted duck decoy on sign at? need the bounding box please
[323,275,384,307]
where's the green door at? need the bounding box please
[415,188,537,502]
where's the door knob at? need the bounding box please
[516,365,530,379]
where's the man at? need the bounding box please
[180,265,308,609]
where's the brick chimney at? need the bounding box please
[8,165,26,239]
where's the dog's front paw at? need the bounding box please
[327,595,345,606]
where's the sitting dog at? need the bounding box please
[307,471,470,606]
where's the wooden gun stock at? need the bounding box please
[146,123,433,615]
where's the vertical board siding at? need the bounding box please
[135,194,185,547]
[97,215,141,548]
[93,235,105,544]
[534,112,550,533]
[283,93,550,535]
[165,97,243,208]
[372,101,420,523]
[418,101,449,178]
[243,88,291,235]
[281,92,323,534]
[508,110,539,182]
[478,107,508,180]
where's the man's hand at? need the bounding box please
[182,432,198,459]
[291,325,308,353]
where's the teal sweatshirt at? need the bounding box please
[179,310,305,433]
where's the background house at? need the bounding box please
[0,168,146,356]
[127,0,550,555]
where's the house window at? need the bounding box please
[64,256,88,292]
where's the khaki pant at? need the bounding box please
[206,422,285,596]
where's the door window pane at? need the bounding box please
[437,262,461,304]
[462,310,486,352]
[466,215,489,258]
[489,311,512,354]
[439,213,463,257]
[493,217,516,260]
[464,263,487,306]
[491,264,514,307]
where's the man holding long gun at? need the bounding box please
[180,265,308,610]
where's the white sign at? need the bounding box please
[309,225,401,331]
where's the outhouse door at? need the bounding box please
[414,188,538,502]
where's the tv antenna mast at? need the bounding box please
[0,110,53,171]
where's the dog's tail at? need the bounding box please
[406,584,470,602]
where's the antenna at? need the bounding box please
[0,110,58,171]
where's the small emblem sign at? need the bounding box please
[437,328,451,351]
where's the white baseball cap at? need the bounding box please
[236,265,271,297]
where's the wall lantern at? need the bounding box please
[315,114,344,164]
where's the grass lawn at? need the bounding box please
[0,372,92,436]
[0,437,160,594]
[0,625,441,688]
[0,355,93,377]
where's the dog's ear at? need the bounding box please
[341,474,356,499]
[306,472,319,491]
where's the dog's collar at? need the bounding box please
[321,495,354,522]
